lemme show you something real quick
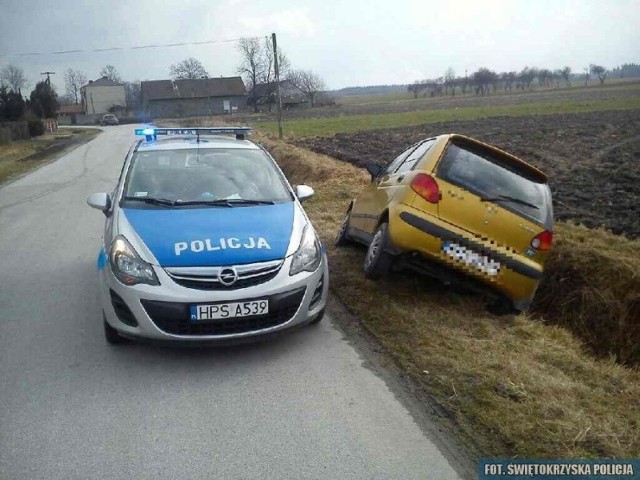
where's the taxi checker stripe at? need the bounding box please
[399,212,543,280]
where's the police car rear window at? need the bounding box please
[123,148,293,205]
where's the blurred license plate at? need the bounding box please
[190,300,269,321]
[442,241,501,276]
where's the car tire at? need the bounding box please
[335,209,353,247]
[363,222,393,280]
[309,307,325,324]
[486,296,518,316]
[103,316,126,345]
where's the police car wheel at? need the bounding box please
[363,223,392,280]
[103,315,126,345]
[335,209,353,247]
[309,307,325,324]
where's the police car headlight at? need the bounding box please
[290,226,321,276]
[109,235,159,286]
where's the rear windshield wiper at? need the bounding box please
[480,194,539,210]
[123,196,177,207]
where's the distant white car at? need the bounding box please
[101,114,118,126]
[87,127,328,345]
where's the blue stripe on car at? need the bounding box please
[97,247,107,270]
[123,202,295,267]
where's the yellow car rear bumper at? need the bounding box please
[389,204,543,310]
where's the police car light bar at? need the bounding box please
[134,127,252,141]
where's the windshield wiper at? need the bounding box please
[124,197,277,208]
[225,199,276,205]
[480,194,539,210]
[175,199,276,207]
[124,196,177,207]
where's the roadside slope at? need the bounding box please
[258,133,640,458]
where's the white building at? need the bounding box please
[81,77,126,115]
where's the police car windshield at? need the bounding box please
[123,148,293,206]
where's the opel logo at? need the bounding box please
[218,267,238,286]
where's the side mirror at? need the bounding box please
[366,163,383,180]
[87,192,111,213]
[294,185,315,203]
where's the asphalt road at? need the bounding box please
[0,126,462,479]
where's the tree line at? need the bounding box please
[408,63,616,98]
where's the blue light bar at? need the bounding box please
[135,127,252,140]
[134,128,156,136]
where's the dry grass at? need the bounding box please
[256,131,640,458]
[0,129,100,185]
[532,223,640,365]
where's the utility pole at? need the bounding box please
[271,33,283,139]
[41,71,55,85]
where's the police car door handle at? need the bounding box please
[397,175,405,182]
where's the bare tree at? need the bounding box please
[124,80,142,111]
[537,69,553,87]
[236,37,264,113]
[289,69,325,107]
[260,37,291,112]
[64,68,87,104]
[444,67,456,96]
[0,64,27,92]
[501,71,516,92]
[58,93,75,106]
[560,66,572,87]
[589,64,607,85]
[99,65,122,83]
[583,66,591,86]
[169,57,209,80]
[472,68,497,95]
[516,67,537,90]
[407,80,426,99]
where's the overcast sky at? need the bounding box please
[1,0,638,93]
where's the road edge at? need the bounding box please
[0,128,102,189]
[326,294,478,480]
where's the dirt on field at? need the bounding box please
[296,109,640,238]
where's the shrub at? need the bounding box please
[23,114,45,137]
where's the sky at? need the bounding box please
[0,0,638,94]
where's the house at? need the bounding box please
[81,77,126,115]
[57,104,84,125]
[140,77,247,118]
[248,80,308,111]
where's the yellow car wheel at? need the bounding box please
[364,223,393,280]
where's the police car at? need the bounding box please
[87,127,328,344]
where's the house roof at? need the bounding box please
[141,77,246,101]
[248,80,307,104]
[57,104,84,114]
[84,76,123,88]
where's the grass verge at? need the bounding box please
[258,132,640,458]
[258,97,640,137]
[0,128,100,185]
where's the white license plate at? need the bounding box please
[442,241,501,276]
[190,300,269,321]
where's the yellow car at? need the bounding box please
[336,134,554,313]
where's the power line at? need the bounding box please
[0,36,259,58]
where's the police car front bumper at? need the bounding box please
[99,253,328,344]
